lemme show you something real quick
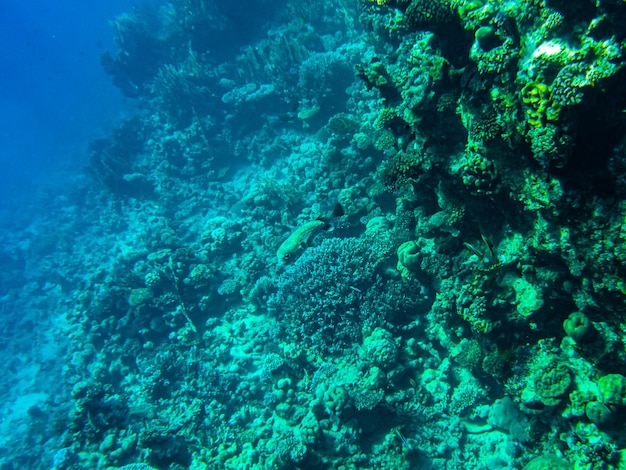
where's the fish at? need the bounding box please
[276,203,344,264]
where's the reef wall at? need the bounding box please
[3,0,626,468]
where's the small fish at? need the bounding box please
[277,204,344,264]
[395,428,412,450]
[480,233,496,260]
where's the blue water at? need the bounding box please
[0,1,134,209]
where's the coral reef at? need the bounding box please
[3,0,626,468]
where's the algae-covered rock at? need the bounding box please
[598,374,626,406]
[364,216,391,238]
[321,383,349,415]
[616,448,626,470]
[363,328,398,371]
[450,339,482,370]
[512,277,543,318]
[128,287,153,307]
[567,389,593,418]
[585,400,613,425]
[522,455,571,470]
[535,364,571,406]
[351,366,385,411]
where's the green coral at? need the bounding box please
[563,311,590,342]
[520,81,558,128]
[457,0,492,30]
[382,151,427,189]
[598,374,626,406]
[458,295,492,334]
[522,455,571,470]
[585,400,613,425]
[396,240,420,279]
[517,170,563,213]
[527,123,573,168]
[550,63,588,107]
[470,34,518,75]
[374,107,404,130]
[373,129,398,152]
[459,151,500,195]
[363,328,398,370]
[408,35,449,81]
[356,59,400,102]
[404,0,458,27]
[550,40,622,109]
[466,103,501,143]
[535,363,571,406]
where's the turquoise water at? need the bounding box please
[1,0,626,468]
